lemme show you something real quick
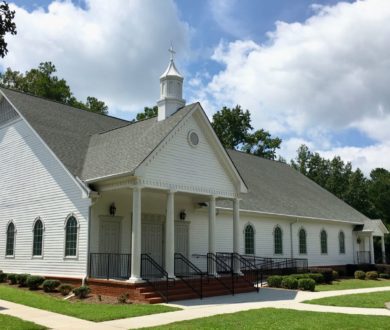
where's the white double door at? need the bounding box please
[141,215,189,268]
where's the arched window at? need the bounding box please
[6,222,15,256]
[299,228,307,254]
[320,230,327,254]
[65,216,78,257]
[33,219,43,256]
[339,231,345,254]
[244,224,255,255]
[274,226,283,254]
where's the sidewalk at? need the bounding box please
[1,286,390,329]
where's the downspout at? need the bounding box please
[290,218,299,259]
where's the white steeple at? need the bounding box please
[157,45,185,121]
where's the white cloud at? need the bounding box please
[3,0,190,115]
[319,142,390,175]
[195,0,390,171]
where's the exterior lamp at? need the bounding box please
[179,210,187,220]
[109,203,117,216]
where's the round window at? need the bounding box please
[188,131,199,147]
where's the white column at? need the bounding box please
[129,186,142,282]
[381,236,386,264]
[165,190,175,278]
[233,198,241,274]
[208,196,217,275]
[370,234,375,264]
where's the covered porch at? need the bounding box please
[87,179,243,282]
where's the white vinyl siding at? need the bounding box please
[142,113,237,196]
[0,117,90,278]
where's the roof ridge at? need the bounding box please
[0,86,129,123]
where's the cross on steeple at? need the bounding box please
[168,44,176,61]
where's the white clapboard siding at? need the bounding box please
[188,209,355,267]
[143,112,237,195]
[0,117,90,278]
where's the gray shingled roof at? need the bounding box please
[81,103,197,181]
[218,150,368,223]
[1,88,369,223]
[1,88,128,177]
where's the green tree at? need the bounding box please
[0,62,108,115]
[242,128,282,160]
[136,106,157,121]
[0,1,17,58]
[211,105,281,159]
[211,105,252,149]
[368,168,390,225]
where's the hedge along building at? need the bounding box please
[0,52,388,288]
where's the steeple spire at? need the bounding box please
[157,46,185,121]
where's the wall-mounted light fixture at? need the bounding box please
[109,203,117,216]
[179,210,187,220]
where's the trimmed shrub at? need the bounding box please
[281,276,298,290]
[7,273,17,285]
[298,278,316,291]
[117,293,129,304]
[26,275,45,290]
[332,270,339,280]
[73,285,91,299]
[354,270,366,280]
[0,272,7,283]
[366,271,379,280]
[306,273,324,284]
[376,264,390,274]
[379,273,390,279]
[310,268,333,283]
[42,279,61,292]
[58,284,73,296]
[16,274,30,287]
[346,264,376,276]
[267,275,283,288]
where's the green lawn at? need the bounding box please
[316,278,390,291]
[0,285,179,322]
[0,314,46,330]
[306,290,390,308]
[147,308,390,329]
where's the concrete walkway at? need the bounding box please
[1,286,390,329]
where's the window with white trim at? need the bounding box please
[320,230,327,254]
[33,219,43,256]
[299,228,307,254]
[339,231,345,254]
[6,222,15,256]
[65,216,78,257]
[274,226,283,254]
[244,224,255,255]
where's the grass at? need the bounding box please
[316,278,390,291]
[0,284,179,322]
[0,314,46,330]
[306,290,390,308]
[147,308,390,329]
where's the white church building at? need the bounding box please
[0,54,388,298]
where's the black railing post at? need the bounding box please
[107,253,110,280]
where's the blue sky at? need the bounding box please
[2,0,390,172]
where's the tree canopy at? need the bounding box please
[291,144,390,227]
[0,62,108,115]
[211,105,282,160]
[135,106,157,121]
[0,1,16,58]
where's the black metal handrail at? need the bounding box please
[89,253,131,280]
[207,252,235,295]
[174,253,205,299]
[242,255,308,274]
[232,252,261,291]
[141,253,175,303]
